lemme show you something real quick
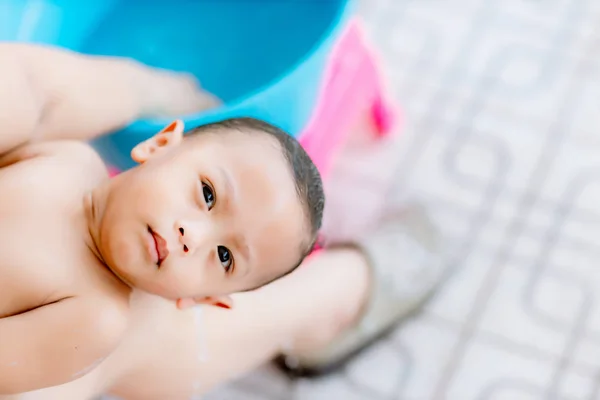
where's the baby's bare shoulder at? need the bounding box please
[0,139,106,177]
[0,140,110,317]
[0,140,107,201]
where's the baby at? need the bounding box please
[0,43,324,395]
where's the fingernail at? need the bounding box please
[215,302,231,310]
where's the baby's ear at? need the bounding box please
[176,295,233,310]
[131,120,185,163]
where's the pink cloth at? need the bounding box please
[298,18,396,181]
[107,166,121,178]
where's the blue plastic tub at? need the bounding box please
[1,0,353,170]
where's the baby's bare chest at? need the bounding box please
[0,167,100,317]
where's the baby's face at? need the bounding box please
[90,125,308,304]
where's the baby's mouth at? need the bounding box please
[148,226,169,267]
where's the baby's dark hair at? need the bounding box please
[186,117,325,270]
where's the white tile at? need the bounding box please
[477,265,578,356]
[570,77,600,146]
[292,374,373,400]
[344,341,408,397]
[425,249,497,324]
[555,369,599,400]
[512,234,543,263]
[389,317,461,399]
[402,135,496,210]
[484,386,544,400]
[445,339,553,400]
[530,272,587,324]
[233,365,290,398]
[571,338,600,370]
[538,141,600,205]
[203,386,268,400]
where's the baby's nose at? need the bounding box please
[176,220,210,254]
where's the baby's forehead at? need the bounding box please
[186,128,285,159]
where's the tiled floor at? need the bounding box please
[205,0,600,399]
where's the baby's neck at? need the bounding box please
[82,190,127,289]
[83,191,103,262]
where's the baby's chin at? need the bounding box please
[100,241,156,290]
[107,251,201,300]
[125,273,185,301]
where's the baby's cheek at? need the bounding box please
[110,234,138,268]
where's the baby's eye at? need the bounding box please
[217,245,233,273]
[202,182,215,210]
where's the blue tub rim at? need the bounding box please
[120,0,355,133]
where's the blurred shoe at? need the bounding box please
[275,202,449,376]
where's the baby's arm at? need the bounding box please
[0,43,218,157]
[0,296,127,395]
